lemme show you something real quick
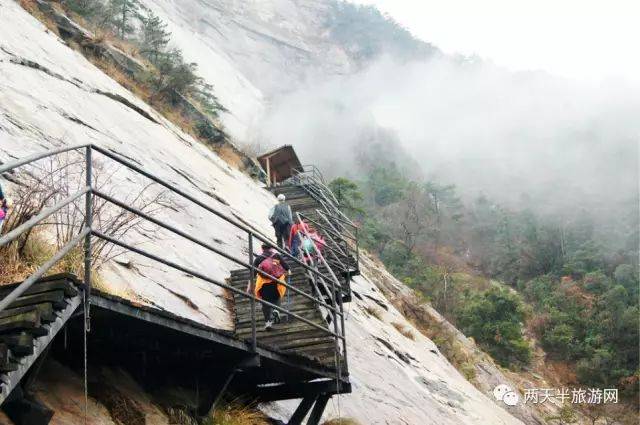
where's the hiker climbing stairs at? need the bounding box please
[0,274,82,404]
[270,183,359,301]
[229,266,341,368]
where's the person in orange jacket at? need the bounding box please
[251,244,291,330]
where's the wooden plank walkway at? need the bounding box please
[229,266,340,369]
[0,274,82,404]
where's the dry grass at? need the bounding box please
[92,385,145,425]
[154,100,198,134]
[216,144,247,170]
[363,305,383,321]
[397,302,476,378]
[206,403,270,425]
[167,403,269,425]
[19,0,60,35]
[90,56,148,97]
[322,419,362,425]
[0,229,105,288]
[391,321,415,340]
[0,231,52,284]
[0,230,84,284]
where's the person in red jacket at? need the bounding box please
[288,220,310,257]
[250,244,291,330]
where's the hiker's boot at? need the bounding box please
[272,310,281,324]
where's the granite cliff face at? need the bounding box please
[0,1,525,423]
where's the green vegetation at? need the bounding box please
[520,273,639,389]
[457,288,531,367]
[329,177,365,216]
[329,144,639,387]
[326,2,438,62]
[62,0,225,116]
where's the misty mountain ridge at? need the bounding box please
[243,2,638,223]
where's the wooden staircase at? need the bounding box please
[0,274,82,404]
[228,266,340,369]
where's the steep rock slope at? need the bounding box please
[0,0,277,330]
[140,0,355,142]
[0,1,521,423]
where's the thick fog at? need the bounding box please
[254,56,639,217]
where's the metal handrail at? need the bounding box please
[301,213,352,261]
[93,230,343,339]
[91,145,333,282]
[287,166,361,283]
[92,190,342,315]
[294,212,348,376]
[315,209,359,272]
[293,219,341,378]
[0,144,349,378]
[294,172,357,238]
[0,187,90,248]
[0,143,90,174]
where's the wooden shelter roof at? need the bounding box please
[257,145,302,185]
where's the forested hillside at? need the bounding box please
[328,138,639,415]
[251,4,640,411]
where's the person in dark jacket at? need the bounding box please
[251,243,291,330]
[268,194,293,249]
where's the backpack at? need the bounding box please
[310,232,325,252]
[268,206,275,223]
[258,253,286,279]
[271,204,292,225]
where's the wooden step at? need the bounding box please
[234,303,321,316]
[0,310,41,334]
[239,330,333,347]
[5,291,66,310]
[276,336,336,351]
[231,258,340,369]
[0,332,34,356]
[236,323,329,337]
[0,275,82,404]
[0,304,55,324]
[0,279,78,299]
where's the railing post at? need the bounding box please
[84,146,93,332]
[355,226,359,270]
[338,281,348,376]
[328,267,342,384]
[248,232,257,352]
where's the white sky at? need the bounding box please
[352,0,640,83]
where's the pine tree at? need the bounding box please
[140,10,170,64]
[64,0,103,18]
[108,0,140,39]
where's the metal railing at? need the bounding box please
[0,144,348,380]
[290,166,359,275]
[292,212,348,377]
